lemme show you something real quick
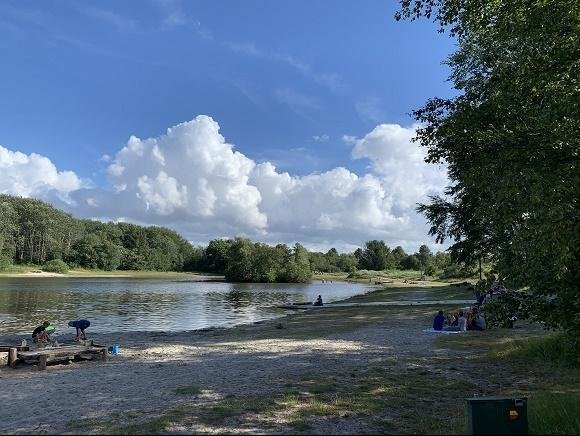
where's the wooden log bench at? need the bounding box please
[13,343,107,370]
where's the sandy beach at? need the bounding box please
[0,284,561,434]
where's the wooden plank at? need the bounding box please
[18,345,95,358]
[8,348,18,368]
[38,355,48,371]
[18,346,106,360]
[0,346,29,352]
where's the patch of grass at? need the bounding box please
[280,366,474,433]
[66,417,103,430]
[118,406,190,434]
[198,395,278,425]
[529,392,580,435]
[497,333,580,368]
[175,385,203,395]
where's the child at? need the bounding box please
[32,321,51,343]
[68,319,91,341]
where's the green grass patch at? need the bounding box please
[496,333,579,368]
[529,392,580,435]
[175,385,203,395]
[198,395,279,425]
[66,417,104,430]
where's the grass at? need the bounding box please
[175,385,204,395]
[344,282,475,303]
[528,392,580,435]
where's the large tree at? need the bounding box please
[398,0,579,332]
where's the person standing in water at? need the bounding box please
[313,295,323,306]
[68,319,91,341]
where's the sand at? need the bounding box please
[0,309,444,435]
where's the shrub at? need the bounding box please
[42,259,69,274]
[0,256,12,271]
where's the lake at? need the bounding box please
[0,277,375,335]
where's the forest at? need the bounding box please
[0,195,467,282]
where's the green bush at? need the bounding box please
[0,256,12,271]
[42,259,69,274]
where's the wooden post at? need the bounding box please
[8,348,17,368]
[37,355,48,371]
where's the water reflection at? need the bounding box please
[0,278,373,334]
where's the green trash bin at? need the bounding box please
[466,396,528,435]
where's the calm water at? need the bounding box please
[0,278,374,335]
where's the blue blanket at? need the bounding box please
[422,328,465,334]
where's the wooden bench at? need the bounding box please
[12,343,107,370]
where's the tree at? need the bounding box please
[225,238,254,282]
[390,246,407,269]
[397,0,580,332]
[417,244,433,278]
[202,239,232,273]
[359,240,390,271]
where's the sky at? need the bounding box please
[0,0,457,253]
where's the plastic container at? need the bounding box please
[111,344,120,355]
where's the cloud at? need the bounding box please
[2,116,448,252]
[0,145,81,199]
[313,134,329,143]
[350,123,448,210]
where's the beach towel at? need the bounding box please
[422,328,465,334]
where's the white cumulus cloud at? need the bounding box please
[0,145,81,199]
[1,116,449,252]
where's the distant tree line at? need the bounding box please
[193,238,472,281]
[0,195,470,282]
[0,195,194,272]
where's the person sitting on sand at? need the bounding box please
[458,311,467,332]
[313,295,323,306]
[32,321,51,343]
[433,310,445,331]
[68,319,91,341]
[446,313,456,327]
[473,311,487,331]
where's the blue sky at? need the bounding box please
[0,0,456,252]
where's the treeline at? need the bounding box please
[192,238,472,281]
[191,238,312,283]
[0,195,194,271]
[0,195,470,282]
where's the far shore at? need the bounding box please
[0,268,225,280]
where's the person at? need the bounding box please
[32,321,50,343]
[433,310,445,331]
[473,312,487,331]
[458,311,467,332]
[313,295,323,306]
[68,319,91,340]
[446,313,457,327]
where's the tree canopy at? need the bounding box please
[397,0,579,332]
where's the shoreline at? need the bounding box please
[0,270,225,280]
[0,281,570,435]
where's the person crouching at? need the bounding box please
[68,319,91,341]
